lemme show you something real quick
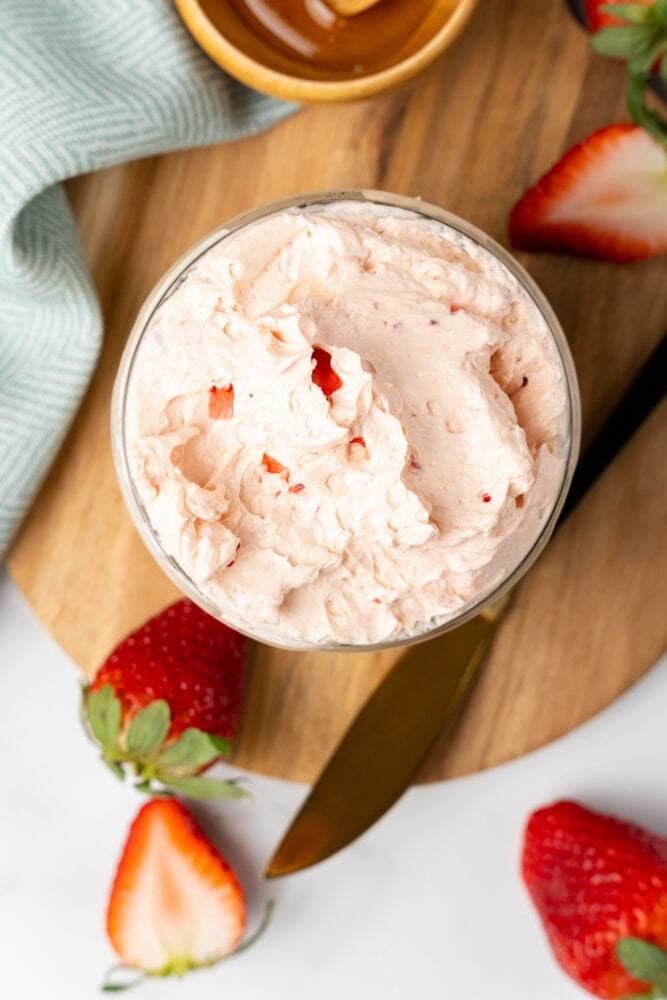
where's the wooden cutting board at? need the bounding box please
[8,0,667,783]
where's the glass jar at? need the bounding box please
[111,190,581,651]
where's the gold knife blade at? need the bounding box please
[265,594,511,878]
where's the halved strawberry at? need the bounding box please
[83,600,247,799]
[103,799,271,989]
[509,123,667,262]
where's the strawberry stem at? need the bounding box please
[100,964,146,992]
[101,759,125,781]
[627,72,667,147]
[586,2,667,149]
[230,900,275,958]
[133,779,173,797]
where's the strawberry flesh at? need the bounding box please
[208,384,234,420]
[262,453,289,479]
[107,799,246,976]
[522,800,667,998]
[510,124,667,262]
[312,347,343,398]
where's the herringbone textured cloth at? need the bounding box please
[0,0,292,556]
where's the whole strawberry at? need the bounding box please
[83,599,247,799]
[522,800,667,998]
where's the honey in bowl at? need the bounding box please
[200,0,445,80]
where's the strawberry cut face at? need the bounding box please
[107,799,246,978]
[510,124,667,262]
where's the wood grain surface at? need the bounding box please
[8,0,667,783]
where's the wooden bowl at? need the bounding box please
[173,0,480,103]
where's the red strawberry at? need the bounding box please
[509,123,667,262]
[311,346,343,397]
[209,383,234,419]
[585,0,654,32]
[522,800,667,998]
[104,799,271,988]
[84,600,247,799]
[262,453,289,478]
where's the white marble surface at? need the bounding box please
[1,567,665,999]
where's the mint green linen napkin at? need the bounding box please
[0,0,292,556]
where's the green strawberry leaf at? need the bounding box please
[158,774,251,800]
[102,759,125,781]
[133,779,173,798]
[616,937,667,983]
[126,700,171,757]
[657,0,667,28]
[87,685,122,753]
[158,728,221,770]
[101,964,145,992]
[661,51,667,83]
[627,72,667,146]
[600,3,654,25]
[208,735,231,756]
[591,25,663,62]
[627,34,667,74]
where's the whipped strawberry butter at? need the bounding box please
[122,199,574,645]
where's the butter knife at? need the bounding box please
[266,334,667,878]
